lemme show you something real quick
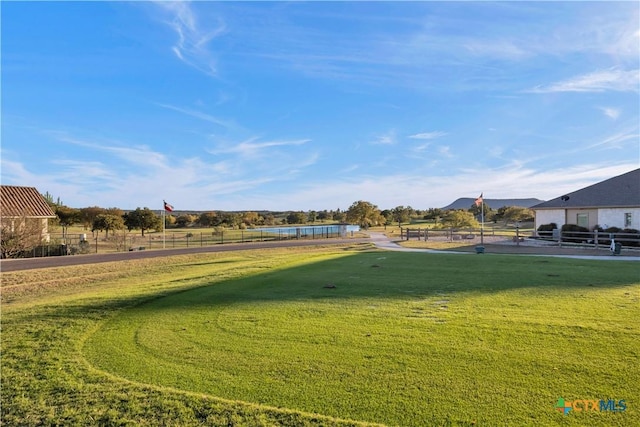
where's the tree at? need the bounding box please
[317,210,332,222]
[80,206,107,230]
[175,214,196,228]
[92,214,124,238]
[1,215,45,258]
[307,210,317,223]
[423,208,444,224]
[441,210,479,229]
[55,205,81,238]
[333,209,346,222]
[346,200,384,229]
[381,209,393,225]
[391,206,412,227]
[263,214,277,225]
[502,206,534,224]
[197,212,219,227]
[468,202,494,223]
[242,211,262,226]
[286,211,307,224]
[165,214,176,227]
[123,207,161,236]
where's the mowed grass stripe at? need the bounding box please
[82,251,639,426]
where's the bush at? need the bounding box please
[536,223,557,238]
[621,228,640,247]
[561,224,590,243]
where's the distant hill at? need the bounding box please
[442,198,544,210]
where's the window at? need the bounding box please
[624,213,632,228]
[577,213,589,228]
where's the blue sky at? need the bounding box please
[2,1,638,211]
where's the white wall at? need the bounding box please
[598,208,640,230]
[534,209,565,232]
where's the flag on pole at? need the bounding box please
[474,193,483,207]
[163,200,174,212]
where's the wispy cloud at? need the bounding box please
[49,132,169,170]
[259,162,639,210]
[408,131,447,140]
[208,137,311,157]
[153,1,225,77]
[586,130,639,150]
[438,146,453,158]
[370,131,397,145]
[599,107,621,120]
[157,103,235,130]
[527,69,640,93]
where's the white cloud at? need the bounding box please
[243,162,639,211]
[370,131,397,145]
[586,130,639,150]
[527,69,640,93]
[153,1,225,77]
[438,146,453,158]
[412,143,431,153]
[599,107,620,120]
[208,137,311,157]
[157,103,235,130]
[408,131,447,140]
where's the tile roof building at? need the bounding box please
[531,168,640,232]
[0,186,57,249]
[0,185,57,218]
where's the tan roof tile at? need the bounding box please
[0,186,57,218]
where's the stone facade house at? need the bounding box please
[531,168,640,232]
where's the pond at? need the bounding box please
[248,224,360,237]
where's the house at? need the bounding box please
[0,185,57,244]
[531,168,640,232]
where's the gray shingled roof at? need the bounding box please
[531,168,640,209]
[0,186,57,218]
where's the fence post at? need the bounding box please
[594,230,599,249]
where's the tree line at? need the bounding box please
[47,198,534,238]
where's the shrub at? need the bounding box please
[536,222,557,238]
[560,224,590,243]
[621,228,640,247]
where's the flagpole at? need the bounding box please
[480,195,484,246]
[162,203,166,249]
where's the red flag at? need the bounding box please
[164,200,174,212]
[474,193,483,207]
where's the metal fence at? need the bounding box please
[18,225,352,258]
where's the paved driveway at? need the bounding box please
[0,238,369,272]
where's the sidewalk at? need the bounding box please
[367,232,640,261]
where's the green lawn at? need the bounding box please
[2,245,638,426]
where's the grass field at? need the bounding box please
[2,244,638,426]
